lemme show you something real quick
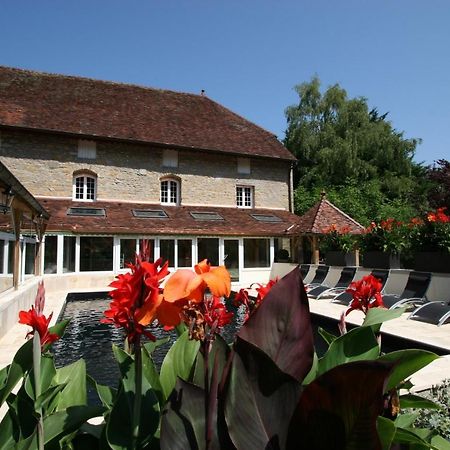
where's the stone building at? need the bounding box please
[0,66,300,286]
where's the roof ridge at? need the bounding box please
[0,65,205,99]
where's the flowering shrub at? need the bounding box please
[359,218,408,254]
[2,257,448,449]
[321,224,358,252]
[408,207,450,253]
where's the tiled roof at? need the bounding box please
[0,66,295,161]
[297,196,364,234]
[32,199,301,237]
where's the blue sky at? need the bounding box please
[1,0,449,165]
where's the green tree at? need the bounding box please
[285,77,428,223]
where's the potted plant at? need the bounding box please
[409,207,450,273]
[359,218,407,269]
[321,224,358,266]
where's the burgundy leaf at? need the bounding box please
[238,267,314,381]
[287,361,394,450]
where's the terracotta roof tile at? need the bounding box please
[297,197,364,234]
[36,199,301,237]
[0,66,295,161]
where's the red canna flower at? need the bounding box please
[345,274,384,317]
[18,282,59,349]
[234,278,278,322]
[102,256,174,343]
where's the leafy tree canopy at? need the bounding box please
[427,159,450,210]
[284,77,429,223]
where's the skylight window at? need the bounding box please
[250,214,282,223]
[67,207,106,217]
[132,209,168,218]
[190,212,224,221]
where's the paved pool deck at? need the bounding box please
[1,280,449,398]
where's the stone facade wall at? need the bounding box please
[0,129,291,210]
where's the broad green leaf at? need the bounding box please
[225,338,301,450]
[35,384,66,411]
[25,354,56,401]
[318,326,338,346]
[431,435,450,450]
[317,326,380,377]
[400,394,441,410]
[160,379,209,450]
[392,426,438,448]
[160,330,200,400]
[143,336,170,355]
[107,345,160,450]
[43,405,105,445]
[395,412,420,428]
[377,416,396,450]
[288,361,394,450]
[362,307,406,327]
[302,352,318,385]
[378,350,439,391]
[87,375,116,410]
[142,345,164,408]
[0,339,33,406]
[238,267,314,381]
[52,359,87,409]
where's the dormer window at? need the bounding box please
[162,149,178,168]
[73,171,97,201]
[160,177,180,205]
[237,157,251,174]
[77,140,96,159]
[236,185,253,208]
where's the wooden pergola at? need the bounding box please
[296,193,364,265]
[0,162,49,289]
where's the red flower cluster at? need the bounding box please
[234,278,278,322]
[427,207,450,223]
[102,257,171,343]
[18,282,59,349]
[345,275,384,316]
[103,257,233,343]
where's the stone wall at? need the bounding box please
[0,129,291,210]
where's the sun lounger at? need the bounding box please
[409,300,450,326]
[309,267,357,300]
[304,265,330,289]
[300,264,312,279]
[381,271,431,310]
[332,269,389,305]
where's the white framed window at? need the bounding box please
[236,185,253,208]
[73,172,97,201]
[160,178,179,205]
[77,140,97,159]
[237,157,251,174]
[162,149,178,168]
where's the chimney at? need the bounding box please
[200,89,205,96]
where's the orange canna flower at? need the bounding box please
[164,259,231,304]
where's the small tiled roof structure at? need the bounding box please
[297,194,364,235]
[19,199,302,238]
[0,66,295,161]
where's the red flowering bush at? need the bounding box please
[321,224,358,252]
[408,207,450,253]
[359,218,408,254]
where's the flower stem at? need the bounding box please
[132,336,142,449]
[203,339,212,450]
[33,333,44,450]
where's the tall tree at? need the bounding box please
[284,77,427,223]
[427,159,450,210]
